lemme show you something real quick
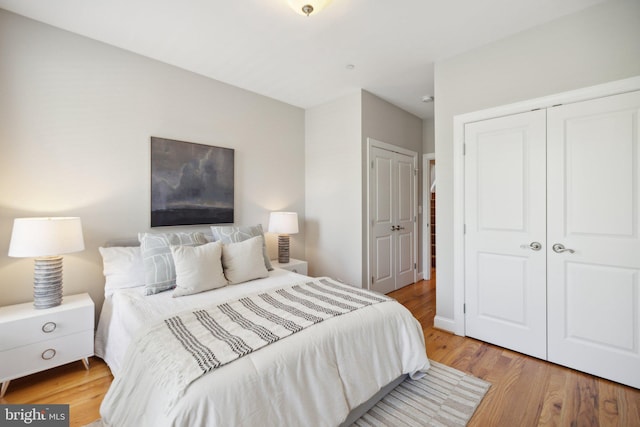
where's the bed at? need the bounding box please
[95,228,430,427]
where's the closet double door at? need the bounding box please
[464,90,640,389]
[370,145,415,294]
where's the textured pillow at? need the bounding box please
[138,232,208,295]
[221,236,269,285]
[99,246,145,297]
[171,241,228,297]
[210,224,273,271]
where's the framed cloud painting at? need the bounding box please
[151,137,234,227]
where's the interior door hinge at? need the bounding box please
[414,169,417,176]
[414,263,417,269]
[371,161,374,168]
[371,276,374,284]
[463,224,466,234]
[463,303,466,314]
[463,144,466,156]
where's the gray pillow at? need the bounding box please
[210,224,273,271]
[138,232,208,295]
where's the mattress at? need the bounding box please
[96,269,429,426]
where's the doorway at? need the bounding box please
[422,153,435,280]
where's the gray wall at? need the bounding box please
[433,0,640,323]
[0,10,306,314]
[361,90,423,155]
[422,119,434,154]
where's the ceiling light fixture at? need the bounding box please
[288,0,332,16]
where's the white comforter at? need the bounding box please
[96,269,429,427]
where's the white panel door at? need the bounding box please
[370,146,415,293]
[371,147,395,294]
[547,91,640,389]
[464,110,548,359]
[395,154,415,288]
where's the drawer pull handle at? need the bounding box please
[42,322,57,333]
[41,349,56,360]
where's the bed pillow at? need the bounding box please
[171,241,228,297]
[210,224,273,271]
[221,236,269,285]
[138,231,208,295]
[99,246,145,297]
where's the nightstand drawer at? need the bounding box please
[0,295,94,351]
[0,330,94,382]
[288,264,307,275]
[272,258,308,276]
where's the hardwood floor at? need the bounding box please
[2,274,639,426]
[389,274,640,427]
[0,357,112,426]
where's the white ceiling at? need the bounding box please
[0,0,608,119]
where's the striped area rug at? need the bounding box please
[84,361,489,427]
[352,361,491,427]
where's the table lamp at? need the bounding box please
[8,217,85,309]
[268,212,298,264]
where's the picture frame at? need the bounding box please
[150,137,234,227]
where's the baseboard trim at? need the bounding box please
[434,315,458,335]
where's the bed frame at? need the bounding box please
[339,375,407,426]
[103,237,410,425]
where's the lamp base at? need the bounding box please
[277,235,290,264]
[33,256,63,309]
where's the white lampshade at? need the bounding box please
[9,217,85,257]
[268,212,299,235]
[9,217,85,309]
[288,0,332,16]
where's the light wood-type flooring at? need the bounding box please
[1,272,638,426]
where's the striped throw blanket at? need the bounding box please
[123,278,390,410]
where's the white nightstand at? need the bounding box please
[0,293,94,398]
[272,258,308,276]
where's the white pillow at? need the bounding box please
[210,225,273,271]
[171,241,228,297]
[99,246,145,297]
[222,236,269,285]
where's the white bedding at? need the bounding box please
[96,269,430,427]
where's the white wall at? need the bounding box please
[305,92,362,284]
[0,10,305,315]
[433,0,640,324]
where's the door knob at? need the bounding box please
[521,242,542,251]
[552,243,575,254]
[391,225,397,231]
